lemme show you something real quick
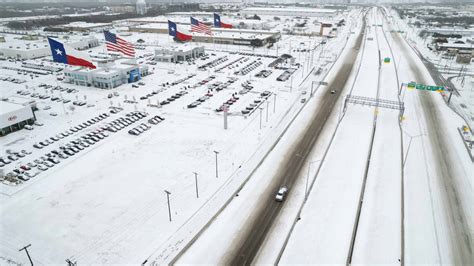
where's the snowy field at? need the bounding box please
[0,12,335,264]
[0,5,471,265]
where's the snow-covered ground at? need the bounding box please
[387,7,474,265]
[387,7,474,132]
[0,11,339,264]
[1,5,471,265]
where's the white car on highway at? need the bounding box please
[275,186,289,202]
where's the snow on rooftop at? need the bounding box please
[0,101,26,114]
[242,7,338,13]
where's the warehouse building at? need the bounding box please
[155,45,205,63]
[63,58,149,89]
[0,35,99,60]
[240,7,338,17]
[129,23,280,47]
[0,101,35,136]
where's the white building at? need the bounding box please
[0,100,35,136]
[155,45,205,63]
[241,7,338,18]
[0,35,99,60]
[63,58,149,89]
[136,0,147,15]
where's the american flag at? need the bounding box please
[103,30,135,57]
[190,17,212,36]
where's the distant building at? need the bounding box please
[155,45,205,63]
[240,7,338,18]
[56,22,113,32]
[129,24,280,47]
[0,36,99,60]
[110,5,135,13]
[136,0,147,15]
[63,58,149,89]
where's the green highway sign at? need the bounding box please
[406,82,444,92]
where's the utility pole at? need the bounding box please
[19,244,33,266]
[213,150,219,178]
[193,172,199,198]
[164,190,172,222]
[259,107,263,130]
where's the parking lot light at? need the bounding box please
[164,190,172,222]
[213,151,219,178]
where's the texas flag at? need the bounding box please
[48,37,96,69]
[168,20,192,42]
[214,13,232,29]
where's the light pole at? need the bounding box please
[213,150,219,178]
[402,131,424,169]
[164,190,172,222]
[305,159,322,199]
[19,244,33,266]
[193,172,199,198]
[259,107,263,129]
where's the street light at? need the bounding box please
[402,130,424,169]
[164,190,172,222]
[295,154,322,199]
[19,244,33,266]
[305,159,322,199]
[213,150,219,178]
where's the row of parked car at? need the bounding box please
[216,94,240,112]
[198,56,228,71]
[193,75,217,87]
[105,111,148,133]
[276,68,297,82]
[0,150,32,168]
[128,115,165,136]
[162,73,196,87]
[255,69,273,78]
[187,91,213,108]
[0,76,25,84]
[2,129,110,185]
[39,83,78,94]
[231,51,278,59]
[215,56,245,72]
[235,59,263,76]
[241,91,272,115]
[238,80,254,95]
[160,89,188,106]
[33,113,110,150]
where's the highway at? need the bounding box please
[227,12,368,265]
[388,18,473,265]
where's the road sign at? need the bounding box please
[406,82,444,92]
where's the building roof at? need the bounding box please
[438,43,474,49]
[242,7,338,14]
[0,101,26,115]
